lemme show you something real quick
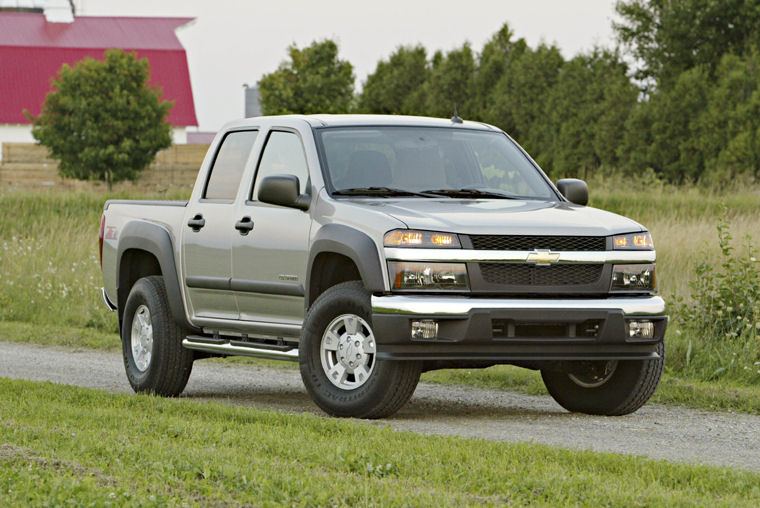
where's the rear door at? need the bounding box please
[230,129,312,327]
[181,130,258,319]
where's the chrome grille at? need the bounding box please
[470,235,606,251]
[479,263,604,286]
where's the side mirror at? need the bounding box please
[258,175,311,211]
[556,178,588,206]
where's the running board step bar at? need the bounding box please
[182,336,299,362]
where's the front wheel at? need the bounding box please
[541,341,665,416]
[299,281,421,419]
[121,276,194,396]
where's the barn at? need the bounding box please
[0,8,198,159]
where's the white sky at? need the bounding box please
[76,0,619,132]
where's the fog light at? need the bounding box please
[411,320,438,340]
[627,320,655,339]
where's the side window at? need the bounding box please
[204,130,258,200]
[253,131,309,199]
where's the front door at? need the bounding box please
[231,130,312,327]
[182,130,258,320]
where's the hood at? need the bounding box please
[345,198,645,236]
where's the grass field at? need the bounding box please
[2,377,760,506]
[0,181,759,406]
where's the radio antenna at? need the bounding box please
[451,104,463,124]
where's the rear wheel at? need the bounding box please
[541,341,665,416]
[299,281,421,418]
[121,276,193,396]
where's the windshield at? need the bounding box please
[317,126,556,200]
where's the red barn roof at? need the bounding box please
[0,12,198,126]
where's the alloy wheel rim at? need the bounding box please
[130,304,153,372]
[320,313,376,390]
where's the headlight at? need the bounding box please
[613,232,653,250]
[611,264,655,291]
[384,229,461,248]
[388,262,469,290]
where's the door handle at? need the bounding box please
[187,214,205,232]
[235,216,254,235]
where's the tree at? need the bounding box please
[487,44,565,168]
[546,49,638,178]
[614,2,760,182]
[619,65,710,181]
[259,40,354,115]
[701,51,760,179]
[470,23,528,126]
[614,0,760,86]
[28,49,173,188]
[358,45,429,115]
[422,44,476,118]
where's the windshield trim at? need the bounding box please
[312,124,562,201]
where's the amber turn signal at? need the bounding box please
[613,232,654,250]
[384,229,461,248]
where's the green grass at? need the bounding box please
[0,187,189,333]
[0,321,119,351]
[2,378,760,506]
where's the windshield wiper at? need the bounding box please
[332,187,438,198]
[420,188,520,199]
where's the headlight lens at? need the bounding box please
[389,262,469,290]
[613,232,654,250]
[384,230,461,248]
[611,264,655,291]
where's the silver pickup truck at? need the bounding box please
[100,114,666,419]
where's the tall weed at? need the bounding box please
[669,209,760,382]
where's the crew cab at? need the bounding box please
[100,114,666,418]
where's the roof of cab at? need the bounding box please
[221,114,499,132]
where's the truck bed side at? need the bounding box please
[101,200,189,328]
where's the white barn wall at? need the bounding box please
[171,127,187,144]
[0,124,34,161]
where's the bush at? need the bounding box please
[679,210,760,336]
[670,208,760,381]
[27,49,173,188]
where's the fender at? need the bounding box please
[307,224,385,299]
[116,220,198,332]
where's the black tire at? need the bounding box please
[121,276,194,396]
[299,281,421,419]
[541,341,665,416]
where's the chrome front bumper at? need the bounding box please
[372,295,666,317]
[370,294,667,361]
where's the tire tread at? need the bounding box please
[122,276,193,397]
[608,341,665,416]
[541,341,665,416]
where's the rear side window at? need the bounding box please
[204,130,258,200]
[253,131,309,199]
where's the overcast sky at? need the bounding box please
[76,0,619,131]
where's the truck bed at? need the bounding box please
[101,199,190,309]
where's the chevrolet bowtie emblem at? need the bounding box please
[525,249,560,266]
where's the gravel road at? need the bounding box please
[2,341,759,471]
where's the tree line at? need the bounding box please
[259,0,760,184]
